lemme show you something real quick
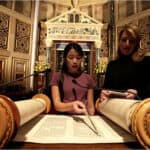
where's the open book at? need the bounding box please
[0,94,150,149]
[13,114,136,144]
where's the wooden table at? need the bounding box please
[4,141,143,149]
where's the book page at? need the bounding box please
[13,115,136,143]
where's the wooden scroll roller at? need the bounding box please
[0,93,51,148]
[95,98,150,149]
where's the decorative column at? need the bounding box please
[45,39,53,91]
[46,39,53,64]
[95,40,102,87]
[36,72,46,93]
[95,41,101,65]
[110,0,115,59]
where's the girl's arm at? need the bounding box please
[87,89,95,115]
[51,85,86,114]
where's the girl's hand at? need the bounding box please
[72,101,86,114]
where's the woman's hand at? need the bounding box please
[126,89,137,99]
[100,90,110,101]
[100,89,137,100]
[100,89,138,100]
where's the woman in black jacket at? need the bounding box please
[100,24,150,101]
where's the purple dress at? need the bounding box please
[50,72,96,107]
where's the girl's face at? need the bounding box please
[119,31,136,56]
[66,48,82,74]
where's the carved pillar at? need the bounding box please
[45,39,53,91]
[46,39,53,64]
[95,40,101,64]
[36,72,46,93]
[95,40,102,87]
[110,0,115,59]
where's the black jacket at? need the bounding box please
[103,56,150,99]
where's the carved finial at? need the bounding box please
[71,0,79,9]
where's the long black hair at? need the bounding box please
[61,42,83,74]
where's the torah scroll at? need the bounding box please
[95,98,150,149]
[0,94,51,148]
[0,94,150,149]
